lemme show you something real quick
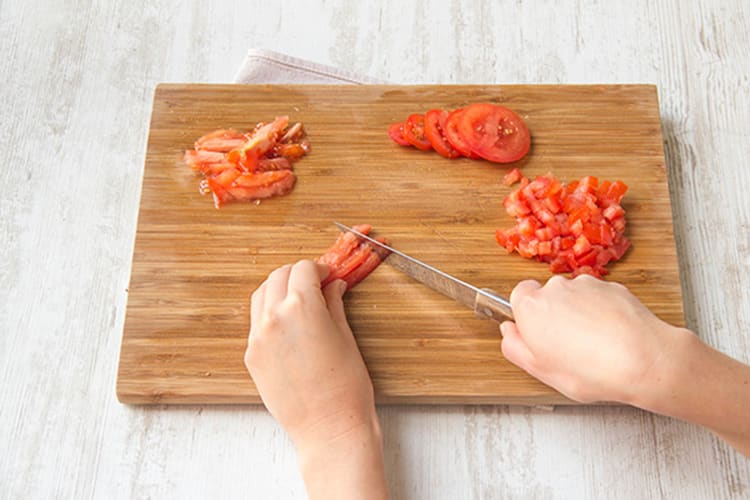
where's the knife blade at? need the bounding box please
[333,222,514,322]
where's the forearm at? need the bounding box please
[633,328,750,457]
[297,415,389,500]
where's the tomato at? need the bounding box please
[402,114,432,151]
[495,172,631,278]
[424,109,461,158]
[458,104,531,163]
[388,122,411,146]
[443,108,481,158]
[318,225,390,291]
[185,117,310,208]
[503,167,523,186]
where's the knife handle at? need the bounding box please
[474,288,514,322]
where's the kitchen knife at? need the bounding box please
[333,222,514,322]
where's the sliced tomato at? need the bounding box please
[388,122,411,147]
[318,225,388,291]
[402,114,432,151]
[458,104,531,163]
[443,108,480,159]
[193,129,248,152]
[424,109,460,158]
[186,117,310,208]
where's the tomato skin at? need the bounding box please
[443,108,481,159]
[424,109,461,158]
[388,122,411,146]
[459,104,531,163]
[402,114,432,151]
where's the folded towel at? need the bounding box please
[234,48,388,85]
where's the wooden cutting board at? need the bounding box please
[117,84,684,405]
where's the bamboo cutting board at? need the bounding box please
[117,84,684,405]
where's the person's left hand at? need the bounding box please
[244,259,379,452]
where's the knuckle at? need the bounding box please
[546,274,568,288]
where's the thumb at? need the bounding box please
[500,321,536,376]
[323,279,351,332]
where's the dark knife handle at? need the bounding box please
[473,288,514,322]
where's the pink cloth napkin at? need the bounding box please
[234,48,388,85]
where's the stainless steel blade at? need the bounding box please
[333,222,513,319]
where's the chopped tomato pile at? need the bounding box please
[318,224,391,291]
[495,169,631,278]
[183,116,310,208]
[388,103,531,163]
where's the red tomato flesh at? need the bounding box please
[388,122,411,146]
[184,117,309,208]
[459,104,531,163]
[424,109,461,158]
[443,108,481,159]
[496,172,630,278]
[402,114,432,151]
[318,224,391,291]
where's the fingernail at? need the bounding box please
[338,280,348,293]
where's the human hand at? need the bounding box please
[244,259,379,451]
[245,260,389,499]
[500,275,686,404]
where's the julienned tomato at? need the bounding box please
[459,104,531,163]
[496,172,631,278]
[443,108,480,159]
[424,109,461,158]
[388,122,411,146]
[402,114,432,151]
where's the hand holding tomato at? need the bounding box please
[245,260,389,499]
[500,275,689,404]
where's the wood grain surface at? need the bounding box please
[4,0,749,498]
[117,83,683,404]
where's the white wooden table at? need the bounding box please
[2,1,749,498]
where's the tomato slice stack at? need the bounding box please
[495,169,631,278]
[317,224,391,290]
[184,117,310,208]
[388,103,530,164]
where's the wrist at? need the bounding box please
[624,325,701,413]
[296,411,388,500]
[295,409,383,461]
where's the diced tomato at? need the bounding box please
[495,171,631,278]
[503,167,523,186]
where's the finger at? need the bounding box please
[287,260,330,296]
[509,279,541,310]
[249,282,266,339]
[500,321,536,374]
[263,264,293,312]
[323,279,351,333]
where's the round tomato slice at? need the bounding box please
[402,114,432,151]
[388,122,411,146]
[424,109,460,158]
[443,108,480,159]
[458,103,531,163]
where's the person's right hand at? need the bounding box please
[500,275,691,404]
